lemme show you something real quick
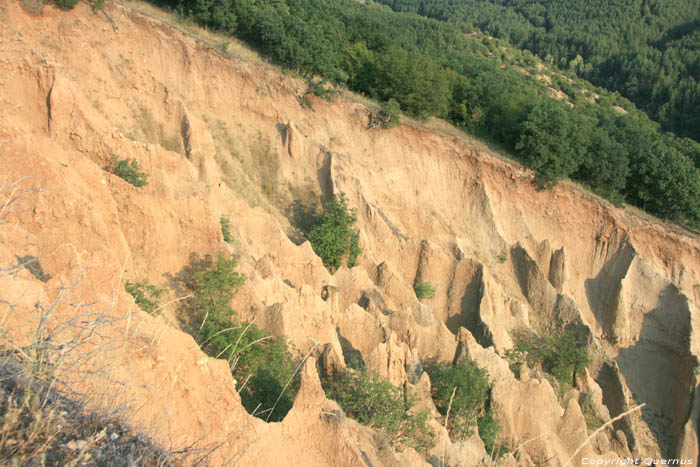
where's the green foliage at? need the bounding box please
[477,407,504,457]
[92,0,105,11]
[125,281,164,315]
[413,280,435,300]
[506,330,590,393]
[305,80,337,102]
[220,216,233,244]
[161,0,700,227]
[55,0,79,9]
[380,99,402,128]
[516,99,586,188]
[186,254,299,421]
[110,156,148,188]
[322,369,435,454]
[307,194,361,271]
[427,360,491,440]
[376,0,700,141]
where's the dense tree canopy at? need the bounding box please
[375,0,700,142]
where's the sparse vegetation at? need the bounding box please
[322,368,435,454]
[220,216,233,244]
[110,156,148,188]
[131,107,182,154]
[0,356,175,466]
[506,329,590,395]
[497,248,508,263]
[306,194,361,271]
[414,280,436,300]
[125,280,164,315]
[183,254,300,421]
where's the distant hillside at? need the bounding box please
[375,0,700,142]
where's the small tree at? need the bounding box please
[307,194,361,271]
[427,360,491,440]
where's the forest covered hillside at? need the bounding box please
[159,0,700,228]
[376,0,700,143]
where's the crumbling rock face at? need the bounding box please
[1,1,700,464]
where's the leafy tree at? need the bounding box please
[427,360,492,440]
[307,194,361,271]
[516,99,586,188]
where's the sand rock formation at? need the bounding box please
[1,1,699,465]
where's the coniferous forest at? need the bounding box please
[160,0,700,227]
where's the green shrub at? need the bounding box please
[414,280,436,300]
[110,156,148,187]
[322,369,434,454]
[477,407,505,457]
[125,281,164,315]
[305,80,337,102]
[506,330,590,393]
[92,0,105,11]
[307,194,361,271]
[427,360,490,440]
[220,216,233,244]
[55,0,79,9]
[187,254,299,421]
[380,98,402,128]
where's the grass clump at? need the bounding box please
[414,280,436,300]
[322,368,434,454]
[506,329,590,395]
[110,156,148,188]
[185,254,300,421]
[125,281,164,315]
[307,194,361,271]
[220,216,233,244]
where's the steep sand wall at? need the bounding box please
[1,1,698,463]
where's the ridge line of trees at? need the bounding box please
[155,0,700,226]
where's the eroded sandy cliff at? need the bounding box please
[1,1,698,465]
